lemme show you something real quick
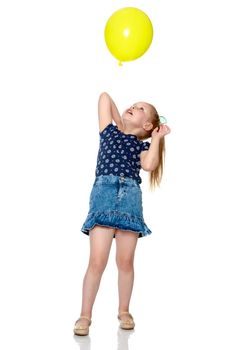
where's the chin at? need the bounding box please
[122,113,132,120]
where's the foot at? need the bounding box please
[118,311,135,330]
[74,315,92,336]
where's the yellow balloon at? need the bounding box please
[104,7,153,65]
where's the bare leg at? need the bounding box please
[78,225,115,327]
[115,230,139,320]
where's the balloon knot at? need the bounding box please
[118,61,123,66]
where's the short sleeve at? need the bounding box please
[99,123,115,137]
[141,141,150,152]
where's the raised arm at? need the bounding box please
[140,124,171,171]
[98,92,123,132]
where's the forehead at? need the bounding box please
[133,102,151,108]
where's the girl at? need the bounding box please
[74,92,170,336]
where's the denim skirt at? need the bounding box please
[81,174,152,238]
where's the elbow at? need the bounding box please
[141,161,159,172]
[142,166,157,172]
[99,92,110,99]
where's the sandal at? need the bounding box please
[118,311,135,330]
[73,315,92,336]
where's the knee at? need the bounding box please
[116,256,134,272]
[88,258,107,274]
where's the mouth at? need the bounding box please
[127,110,133,115]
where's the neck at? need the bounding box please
[122,121,141,137]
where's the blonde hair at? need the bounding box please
[140,104,166,190]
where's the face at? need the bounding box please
[122,102,154,129]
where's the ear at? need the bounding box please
[143,122,153,131]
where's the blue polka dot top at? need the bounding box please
[95,123,151,184]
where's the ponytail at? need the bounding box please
[141,104,166,190]
[149,136,165,190]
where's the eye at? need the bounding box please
[139,107,144,111]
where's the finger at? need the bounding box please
[160,125,170,135]
[165,126,171,134]
[159,125,166,132]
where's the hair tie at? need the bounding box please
[159,115,167,125]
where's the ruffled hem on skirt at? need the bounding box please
[81,210,152,238]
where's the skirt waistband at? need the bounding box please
[95,174,140,187]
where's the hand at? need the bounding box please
[151,124,171,139]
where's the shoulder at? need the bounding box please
[99,123,117,136]
[140,140,150,151]
[139,141,151,171]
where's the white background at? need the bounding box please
[1,0,233,349]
